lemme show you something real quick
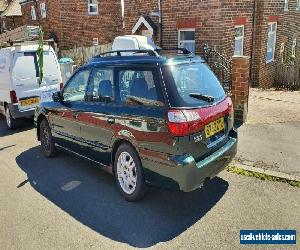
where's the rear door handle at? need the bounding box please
[107,117,115,124]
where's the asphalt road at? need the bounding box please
[0,116,299,249]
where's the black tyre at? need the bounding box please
[5,106,19,130]
[113,143,147,201]
[40,119,57,158]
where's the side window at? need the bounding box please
[63,70,90,102]
[119,69,163,106]
[87,68,114,103]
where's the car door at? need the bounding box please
[115,66,170,154]
[77,67,117,166]
[49,69,91,151]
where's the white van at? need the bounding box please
[0,44,62,129]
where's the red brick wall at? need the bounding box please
[251,0,285,88]
[123,0,299,88]
[21,0,122,50]
[281,0,300,63]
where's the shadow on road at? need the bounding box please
[0,115,34,137]
[16,146,228,248]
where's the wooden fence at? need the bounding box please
[61,43,112,66]
[274,63,300,90]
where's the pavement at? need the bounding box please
[0,115,299,249]
[235,88,300,178]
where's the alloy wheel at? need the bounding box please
[116,151,137,194]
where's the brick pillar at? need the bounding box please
[231,56,250,126]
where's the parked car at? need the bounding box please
[0,44,62,129]
[34,49,237,201]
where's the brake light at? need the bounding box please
[60,82,64,90]
[167,110,203,136]
[10,91,18,104]
[167,97,234,137]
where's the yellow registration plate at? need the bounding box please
[205,117,225,138]
[20,97,40,107]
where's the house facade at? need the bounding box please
[18,0,299,88]
[19,0,122,50]
[0,0,23,34]
[124,0,299,88]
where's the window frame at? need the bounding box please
[284,0,289,11]
[178,29,196,54]
[88,0,99,16]
[234,25,245,56]
[62,69,91,102]
[266,22,277,64]
[291,38,297,58]
[31,6,37,21]
[40,2,47,19]
[297,0,300,10]
[116,66,166,107]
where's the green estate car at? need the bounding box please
[34,49,237,201]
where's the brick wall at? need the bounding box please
[251,0,285,88]
[281,0,300,63]
[21,0,122,50]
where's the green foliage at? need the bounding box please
[226,166,300,188]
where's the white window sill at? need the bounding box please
[266,59,274,64]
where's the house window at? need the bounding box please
[291,39,297,58]
[88,0,99,15]
[40,3,47,18]
[31,6,37,20]
[284,0,289,11]
[266,22,277,63]
[297,0,300,10]
[234,25,244,56]
[178,29,195,53]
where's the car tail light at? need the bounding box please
[10,91,18,104]
[167,110,203,136]
[167,97,234,137]
[60,82,64,90]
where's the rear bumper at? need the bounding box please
[141,130,238,192]
[8,104,35,119]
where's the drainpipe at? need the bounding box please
[158,0,163,47]
[250,0,256,86]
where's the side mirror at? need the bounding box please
[52,91,62,102]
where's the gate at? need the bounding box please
[201,44,232,93]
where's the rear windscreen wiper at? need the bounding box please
[189,93,215,103]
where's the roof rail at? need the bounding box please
[155,48,192,55]
[95,49,159,58]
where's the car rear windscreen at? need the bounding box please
[164,62,226,107]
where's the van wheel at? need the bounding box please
[5,106,18,130]
[40,119,56,158]
[113,143,147,201]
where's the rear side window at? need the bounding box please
[119,69,164,106]
[164,62,225,107]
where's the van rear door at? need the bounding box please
[12,49,61,111]
[12,51,40,111]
